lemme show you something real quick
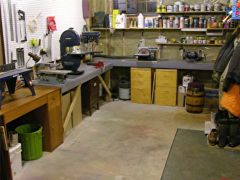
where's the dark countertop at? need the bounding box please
[94,57,214,71]
[33,57,213,94]
[33,62,113,94]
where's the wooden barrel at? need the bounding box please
[186,82,205,113]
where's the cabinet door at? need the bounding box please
[131,68,152,104]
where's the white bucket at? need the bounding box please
[9,143,22,177]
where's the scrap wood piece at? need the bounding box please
[63,86,80,131]
[98,75,112,98]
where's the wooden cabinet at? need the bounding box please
[0,86,63,152]
[131,68,152,104]
[155,69,177,106]
[81,77,100,115]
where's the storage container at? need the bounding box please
[15,124,43,161]
[9,143,22,177]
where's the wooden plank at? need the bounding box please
[61,93,72,133]
[47,90,63,151]
[63,86,80,131]
[71,87,82,127]
[0,125,13,180]
[98,75,112,99]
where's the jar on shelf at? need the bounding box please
[184,17,189,28]
[163,18,167,28]
[214,3,221,11]
[174,17,179,28]
[173,4,179,12]
[169,17,173,28]
[201,4,206,12]
[207,18,212,28]
[159,17,163,28]
[193,17,199,28]
[207,3,213,11]
[167,5,173,12]
[184,4,190,12]
[203,18,207,28]
[179,4,184,12]
[199,16,203,28]
[194,4,200,11]
[189,16,193,28]
[193,38,198,44]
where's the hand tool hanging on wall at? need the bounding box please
[8,0,14,41]
[18,10,27,42]
[13,4,18,42]
[1,0,10,62]
[16,48,24,67]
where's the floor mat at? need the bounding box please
[161,129,240,180]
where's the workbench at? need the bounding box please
[93,57,214,71]
[34,62,113,133]
[0,86,63,152]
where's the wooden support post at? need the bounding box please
[98,74,112,100]
[63,86,80,131]
[151,71,156,104]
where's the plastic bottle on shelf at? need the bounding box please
[163,18,167,28]
[180,17,184,29]
[138,13,144,28]
[174,17,179,28]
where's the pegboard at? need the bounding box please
[0,0,85,67]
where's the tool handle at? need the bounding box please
[18,10,25,20]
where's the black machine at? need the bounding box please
[181,48,206,62]
[0,63,35,108]
[59,28,101,73]
[135,47,158,61]
[59,28,85,74]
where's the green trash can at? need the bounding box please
[15,124,43,161]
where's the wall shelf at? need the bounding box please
[92,27,235,31]
[156,43,223,46]
[156,11,226,15]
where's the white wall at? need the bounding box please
[1,0,85,66]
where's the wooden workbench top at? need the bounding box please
[0,85,60,122]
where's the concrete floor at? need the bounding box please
[15,101,209,180]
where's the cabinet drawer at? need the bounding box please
[131,68,151,91]
[131,88,151,104]
[154,87,177,106]
[156,69,177,88]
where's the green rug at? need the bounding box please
[161,129,240,180]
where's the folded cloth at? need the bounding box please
[220,84,240,118]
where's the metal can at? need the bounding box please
[203,39,207,44]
